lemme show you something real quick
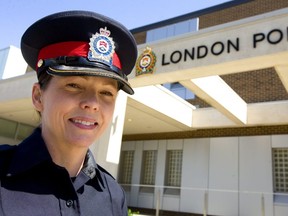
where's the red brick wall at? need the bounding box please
[199,0,288,29]
[123,125,288,141]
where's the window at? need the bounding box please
[163,82,195,100]
[273,148,288,203]
[146,18,199,42]
[140,150,157,193]
[146,19,198,101]
[273,148,288,192]
[165,150,183,195]
[119,151,134,190]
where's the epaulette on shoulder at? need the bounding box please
[0,144,17,176]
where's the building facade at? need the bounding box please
[118,0,288,215]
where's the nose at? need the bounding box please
[80,93,100,111]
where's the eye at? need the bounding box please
[100,90,114,97]
[66,83,81,89]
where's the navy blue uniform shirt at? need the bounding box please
[0,128,127,216]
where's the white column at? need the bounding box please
[90,91,128,178]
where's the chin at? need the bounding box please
[67,136,98,148]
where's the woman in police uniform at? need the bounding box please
[0,11,137,216]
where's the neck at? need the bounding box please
[40,126,89,177]
[51,149,87,177]
[44,139,88,177]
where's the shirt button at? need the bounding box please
[66,200,74,207]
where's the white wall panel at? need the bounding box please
[130,141,143,206]
[121,141,136,151]
[162,195,180,211]
[208,137,239,216]
[272,135,288,148]
[143,140,158,150]
[239,136,273,216]
[180,138,209,213]
[167,139,183,150]
[138,193,154,209]
[154,140,166,209]
[275,204,288,216]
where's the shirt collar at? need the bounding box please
[82,149,97,179]
[72,151,104,191]
[7,127,99,180]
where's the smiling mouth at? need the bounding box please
[70,119,98,126]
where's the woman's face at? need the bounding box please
[32,75,118,149]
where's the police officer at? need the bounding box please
[0,10,137,216]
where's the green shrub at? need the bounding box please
[128,208,139,216]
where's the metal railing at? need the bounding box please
[122,184,288,216]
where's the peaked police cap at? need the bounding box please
[21,10,137,94]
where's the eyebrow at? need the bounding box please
[79,76,118,87]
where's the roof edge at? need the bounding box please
[130,0,252,33]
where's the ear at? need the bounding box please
[32,83,43,112]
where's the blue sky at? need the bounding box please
[0,0,231,49]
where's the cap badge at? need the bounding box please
[88,27,115,67]
[136,47,157,76]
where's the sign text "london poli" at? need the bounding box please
[161,27,288,66]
